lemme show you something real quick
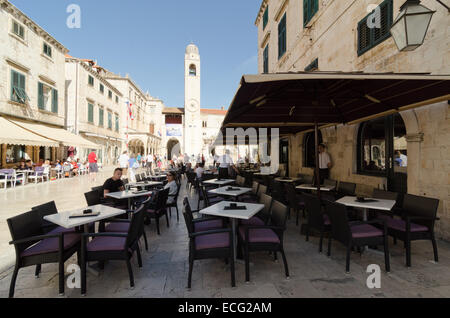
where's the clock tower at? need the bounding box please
[184,43,202,157]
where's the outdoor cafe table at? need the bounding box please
[44,204,126,275]
[200,201,264,262]
[208,186,252,201]
[203,179,235,187]
[126,181,162,190]
[275,177,301,183]
[335,196,396,222]
[296,184,336,191]
[106,190,153,209]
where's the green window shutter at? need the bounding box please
[263,7,269,30]
[11,70,18,101]
[278,14,286,59]
[311,0,318,17]
[51,89,58,113]
[99,108,104,126]
[263,45,269,73]
[38,82,44,109]
[303,0,309,27]
[88,103,94,123]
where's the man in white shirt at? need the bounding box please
[217,150,238,179]
[318,144,332,184]
[118,151,130,176]
[164,171,178,204]
[195,163,205,180]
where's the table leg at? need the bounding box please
[83,224,101,277]
[231,218,237,263]
[362,208,387,257]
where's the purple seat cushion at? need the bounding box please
[387,218,428,232]
[48,226,77,234]
[87,236,126,252]
[238,227,280,244]
[240,217,265,226]
[21,233,81,257]
[351,224,383,239]
[195,233,230,250]
[105,222,130,233]
[194,219,223,232]
[323,214,331,226]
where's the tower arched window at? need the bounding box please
[189,64,196,76]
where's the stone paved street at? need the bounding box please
[1,173,450,298]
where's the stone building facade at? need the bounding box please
[104,72,162,159]
[65,57,123,166]
[255,0,450,239]
[0,0,69,166]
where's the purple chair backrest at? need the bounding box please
[0,169,15,178]
[34,167,45,176]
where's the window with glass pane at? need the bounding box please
[99,108,104,126]
[43,43,52,57]
[11,70,28,104]
[115,96,119,103]
[359,117,387,173]
[278,13,287,59]
[5,145,26,164]
[100,84,104,94]
[304,0,319,27]
[12,21,24,39]
[115,115,119,132]
[88,75,94,86]
[303,131,323,168]
[88,103,94,123]
[108,112,113,129]
[108,90,112,99]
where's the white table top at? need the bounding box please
[203,179,235,186]
[296,184,335,191]
[275,177,301,183]
[106,190,153,200]
[208,186,252,197]
[200,201,264,220]
[127,181,162,187]
[43,205,126,229]
[336,196,396,211]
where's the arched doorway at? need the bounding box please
[357,113,407,193]
[167,139,180,160]
[129,139,145,157]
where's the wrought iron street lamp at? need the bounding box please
[390,0,437,51]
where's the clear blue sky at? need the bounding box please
[10,0,261,109]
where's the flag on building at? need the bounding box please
[126,101,135,120]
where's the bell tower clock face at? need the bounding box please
[188,100,199,113]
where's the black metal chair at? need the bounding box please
[198,185,224,209]
[298,174,314,185]
[85,190,102,206]
[7,211,81,298]
[386,194,439,267]
[103,198,151,251]
[324,200,390,273]
[80,204,146,295]
[31,201,76,235]
[285,183,305,226]
[182,199,235,288]
[167,183,181,222]
[183,197,225,232]
[238,181,260,203]
[303,193,331,253]
[240,193,273,227]
[335,181,357,200]
[145,188,170,235]
[238,200,290,282]
[235,175,246,187]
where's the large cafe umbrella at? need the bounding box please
[218,72,450,195]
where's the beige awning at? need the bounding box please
[9,119,101,149]
[0,117,59,147]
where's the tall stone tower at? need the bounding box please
[184,44,202,156]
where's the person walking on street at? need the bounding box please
[88,151,99,182]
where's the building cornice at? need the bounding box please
[255,0,269,26]
[1,0,69,54]
[66,58,123,97]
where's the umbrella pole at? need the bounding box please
[314,122,321,199]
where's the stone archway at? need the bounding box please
[167,138,181,160]
[129,139,145,157]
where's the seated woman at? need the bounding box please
[16,160,27,170]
